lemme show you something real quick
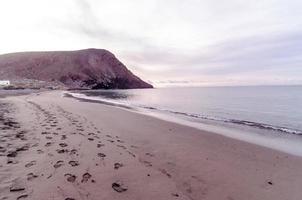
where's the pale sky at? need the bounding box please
[0,0,301,87]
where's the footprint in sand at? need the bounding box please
[116,145,127,150]
[25,161,36,168]
[65,198,75,200]
[139,159,152,167]
[32,143,39,147]
[48,153,54,157]
[56,149,69,154]
[10,182,25,192]
[37,149,44,154]
[145,153,154,157]
[127,151,136,158]
[45,142,52,147]
[27,173,38,181]
[45,136,52,140]
[0,146,6,153]
[171,193,180,197]
[68,161,79,167]
[59,143,68,147]
[159,168,172,178]
[7,151,18,158]
[17,194,28,200]
[70,149,78,155]
[64,174,77,183]
[97,143,105,148]
[97,153,106,158]
[61,135,67,140]
[112,181,128,193]
[88,138,94,141]
[81,173,92,183]
[54,160,64,168]
[114,163,124,170]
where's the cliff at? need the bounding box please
[0,49,153,89]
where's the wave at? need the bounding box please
[66,92,302,136]
[64,92,133,109]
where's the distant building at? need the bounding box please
[0,80,10,86]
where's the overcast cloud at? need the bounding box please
[0,0,301,86]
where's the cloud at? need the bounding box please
[67,0,156,51]
[122,30,302,67]
[1,0,302,86]
[120,28,302,86]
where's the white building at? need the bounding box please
[0,80,10,86]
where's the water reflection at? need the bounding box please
[81,90,132,100]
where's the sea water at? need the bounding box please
[68,85,302,156]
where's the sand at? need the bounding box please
[0,90,302,200]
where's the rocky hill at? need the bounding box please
[0,49,152,89]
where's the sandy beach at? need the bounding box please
[1,90,302,200]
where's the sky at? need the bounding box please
[0,0,301,87]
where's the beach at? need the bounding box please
[1,90,302,200]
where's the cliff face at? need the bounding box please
[0,49,153,89]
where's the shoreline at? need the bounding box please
[66,91,302,157]
[67,87,302,136]
[1,90,302,200]
[0,88,40,98]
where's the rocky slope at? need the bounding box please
[0,49,152,89]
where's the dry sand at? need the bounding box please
[1,91,302,200]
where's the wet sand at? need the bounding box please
[1,91,302,200]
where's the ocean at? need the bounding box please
[68,85,302,155]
